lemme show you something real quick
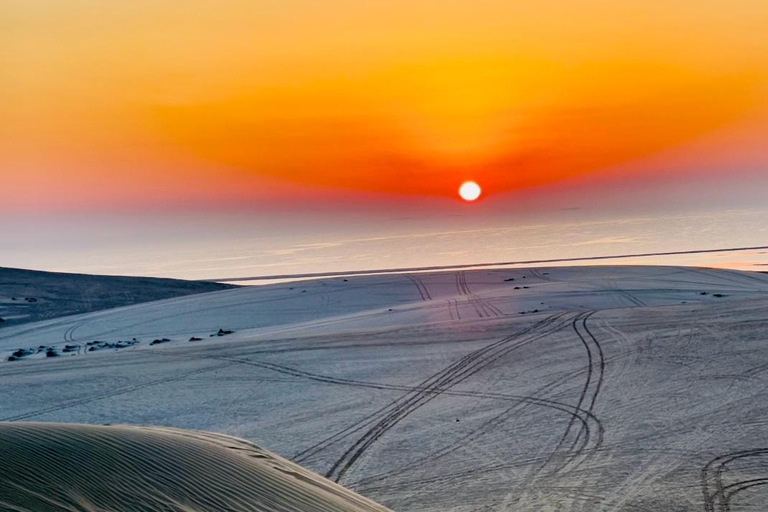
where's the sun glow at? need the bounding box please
[459,181,482,201]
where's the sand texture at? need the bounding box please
[3,266,768,510]
[0,422,391,512]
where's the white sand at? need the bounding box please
[2,266,768,510]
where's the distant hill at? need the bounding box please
[0,267,235,327]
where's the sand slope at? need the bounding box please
[3,266,768,510]
[0,422,391,512]
[0,266,235,328]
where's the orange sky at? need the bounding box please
[3,0,768,211]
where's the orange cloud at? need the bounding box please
[153,63,759,197]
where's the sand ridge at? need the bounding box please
[0,422,392,512]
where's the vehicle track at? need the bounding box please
[406,275,432,301]
[447,298,461,320]
[455,271,504,318]
[195,328,601,478]
[0,361,233,422]
[18,280,410,345]
[350,350,606,489]
[702,449,768,512]
[322,313,576,483]
[287,314,571,464]
[549,310,605,474]
[64,322,82,343]
[529,268,554,282]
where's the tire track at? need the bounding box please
[323,313,575,483]
[292,314,570,464]
[455,271,503,318]
[64,322,82,343]
[540,311,604,475]
[198,319,599,476]
[406,275,431,301]
[350,353,605,489]
[702,449,768,512]
[565,311,605,469]
[447,299,461,320]
[1,361,233,422]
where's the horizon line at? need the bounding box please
[200,244,768,283]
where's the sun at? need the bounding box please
[458,181,481,201]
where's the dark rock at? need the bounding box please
[189,337,202,342]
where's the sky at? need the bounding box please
[2,1,768,278]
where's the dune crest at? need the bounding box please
[0,422,392,512]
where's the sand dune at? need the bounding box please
[3,266,768,510]
[0,266,235,328]
[0,422,391,512]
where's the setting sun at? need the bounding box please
[459,181,482,201]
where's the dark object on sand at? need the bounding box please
[150,338,171,345]
[713,293,725,298]
[514,286,520,290]
[46,348,58,357]
[0,317,4,322]
[25,297,38,303]
[12,349,27,358]
[7,356,16,361]
[189,337,202,341]
[504,278,515,282]
[216,329,233,336]
[700,291,708,295]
